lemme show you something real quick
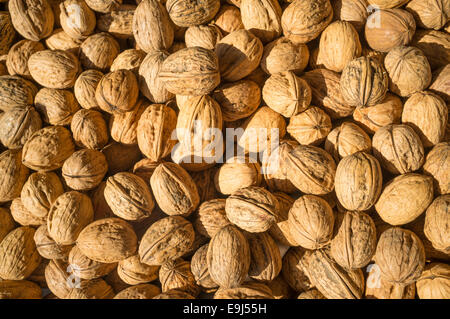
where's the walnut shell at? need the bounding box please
[74,69,103,110]
[412,29,450,71]
[285,144,336,195]
[281,247,313,292]
[97,4,135,39]
[366,0,409,8]
[214,157,261,195]
[28,50,80,89]
[301,69,355,119]
[281,0,333,44]
[34,88,79,126]
[0,106,42,149]
[287,107,331,145]
[77,217,138,263]
[423,142,449,195]
[0,208,15,242]
[110,49,145,76]
[352,93,403,134]
[225,186,280,233]
[0,280,42,299]
[406,0,449,30]
[430,65,450,103]
[213,283,274,299]
[159,47,220,95]
[193,199,230,238]
[117,255,159,285]
[66,278,114,299]
[0,75,38,112]
[6,40,45,79]
[332,0,369,32]
[71,109,108,150]
[138,216,195,265]
[424,195,449,254]
[59,0,96,40]
[190,167,218,202]
[372,124,425,174]
[152,289,194,299]
[212,4,243,35]
[138,51,174,103]
[136,103,177,161]
[416,263,450,299]
[44,28,82,54]
[0,12,15,55]
[159,258,199,296]
[44,259,74,298]
[95,69,139,114]
[375,227,425,286]
[109,99,145,145]
[402,91,448,148]
[34,225,72,260]
[308,249,365,299]
[240,0,282,44]
[132,0,174,52]
[79,32,119,70]
[10,198,46,226]
[247,232,282,282]
[298,289,326,299]
[0,150,29,202]
[68,246,116,280]
[365,9,416,53]
[85,0,121,13]
[340,56,388,108]
[8,0,54,41]
[268,192,298,246]
[206,224,250,288]
[0,227,41,280]
[263,71,312,118]
[215,29,263,82]
[114,283,161,299]
[166,0,220,27]
[191,243,217,290]
[101,142,141,175]
[185,24,222,50]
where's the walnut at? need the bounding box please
[213,283,274,299]
[10,198,46,226]
[97,4,135,39]
[423,142,449,195]
[117,255,159,285]
[261,37,309,75]
[0,280,42,299]
[193,199,230,238]
[430,65,450,103]
[110,49,145,76]
[45,28,82,55]
[212,4,243,35]
[287,107,331,145]
[74,69,103,110]
[185,24,222,50]
[6,40,44,79]
[35,88,80,126]
[0,106,42,149]
[281,247,313,292]
[34,225,72,260]
[114,284,161,299]
[240,0,282,44]
[0,75,38,112]
[406,0,450,30]
[191,244,218,290]
[67,246,116,280]
[424,195,449,254]
[109,99,146,145]
[0,208,15,242]
[71,109,108,150]
[214,157,262,195]
[166,0,220,27]
[332,0,369,32]
[412,29,450,71]
[0,12,15,55]
[59,0,96,40]
[416,263,450,299]
[159,258,200,296]
[84,0,121,13]
[79,32,119,70]
[0,150,29,202]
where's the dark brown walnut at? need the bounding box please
[104,172,154,221]
[240,0,282,44]
[150,162,200,216]
[287,107,331,145]
[0,280,42,299]
[365,9,416,53]
[0,208,15,242]
[212,80,260,122]
[110,49,146,76]
[110,99,146,145]
[214,157,262,195]
[288,195,334,250]
[0,149,29,203]
[101,142,142,175]
[71,109,108,150]
[412,30,450,71]
[352,93,403,134]
[340,56,388,108]
[402,91,448,148]
[8,0,54,41]
[375,227,425,287]
[268,192,298,246]
[159,47,220,96]
[281,0,333,44]
[191,243,218,290]
[247,232,282,282]
[74,69,103,110]
[6,40,45,78]
[34,225,72,260]
[332,0,369,32]
[206,225,250,288]
[138,51,174,104]
[77,218,138,263]
[215,29,263,82]
[10,198,46,227]
[0,106,42,150]
[430,65,450,103]
[62,149,108,191]
[308,249,365,299]
[132,0,173,52]
[35,88,80,126]
[193,199,231,238]
[424,195,449,254]
[168,41,187,53]
[114,284,161,299]
[281,247,313,292]
[97,4,135,39]
[166,0,220,27]
[324,122,372,162]
[79,32,120,71]
[0,227,41,280]
[44,28,83,54]
[28,50,80,89]
[139,216,195,266]
[59,0,96,40]
[225,186,280,233]
[372,124,425,174]
[0,61,6,76]
[331,211,377,270]
[185,24,222,50]
[406,0,450,30]
[214,283,274,299]
[117,255,159,285]
[136,103,177,162]
[66,278,114,299]
[68,246,116,280]
[47,191,94,245]
[285,144,336,195]
[159,258,200,296]
[84,0,121,13]
[95,69,139,114]
[416,263,450,299]
[423,142,449,195]
[0,12,15,55]
[301,69,354,119]
[213,4,244,35]
[335,152,382,212]
[0,75,38,112]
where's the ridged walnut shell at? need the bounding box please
[213,283,274,299]
[0,12,15,55]
[28,50,80,89]
[332,0,369,32]
[65,278,114,299]
[298,289,326,299]
[62,149,108,191]
[34,225,72,260]
[0,150,29,203]
[77,217,138,263]
[44,28,82,54]
[423,142,449,195]
[68,246,116,280]
[79,32,119,70]
[240,0,282,44]
[97,4,135,39]
[185,24,222,50]
[214,157,262,195]
[281,247,313,292]
[159,258,200,296]
[10,198,46,226]
[0,227,41,280]
[375,227,425,285]
[261,37,309,75]
[166,0,220,27]
[268,192,297,246]
[215,29,263,82]
[132,0,174,52]
[213,4,244,35]
[71,109,108,150]
[44,259,74,298]
[84,0,121,13]
[0,75,38,112]
[406,0,450,30]
[416,263,450,299]
[114,284,161,299]
[412,30,450,71]
[59,0,96,40]
[191,243,218,290]
[247,232,282,281]
[206,225,250,288]
[424,195,449,254]
[287,107,331,145]
[0,280,42,299]
[193,199,230,238]
[6,40,45,79]
[74,69,103,110]
[0,106,42,149]
[138,216,195,266]
[117,255,159,285]
[372,124,425,174]
[430,65,450,103]
[110,98,146,145]
[281,0,333,44]
[110,49,145,76]
[35,88,80,126]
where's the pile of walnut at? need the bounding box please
[0,0,449,300]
